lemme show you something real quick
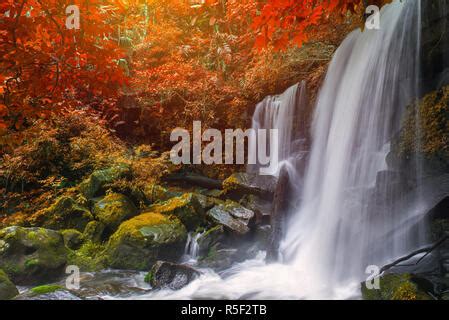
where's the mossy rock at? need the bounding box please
[93,193,138,233]
[148,193,205,230]
[30,284,64,295]
[222,173,277,200]
[83,221,106,243]
[105,213,187,270]
[390,86,449,175]
[61,229,84,250]
[15,284,81,300]
[361,273,432,300]
[143,183,181,204]
[197,225,225,257]
[0,226,68,285]
[79,163,131,199]
[31,196,93,232]
[0,269,19,300]
[67,241,106,272]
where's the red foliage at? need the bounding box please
[0,0,140,135]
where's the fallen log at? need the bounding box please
[164,172,223,190]
[379,235,449,274]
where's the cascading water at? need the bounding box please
[279,0,425,297]
[248,81,308,180]
[127,0,428,300]
[182,232,204,265]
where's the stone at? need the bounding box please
[0,269,19,300]
[148,193,205,230]
[79,163,131,199]
[207,204,253,235]
[30,196,93,232]
[61,229,84,250]
[105,213,187,270]
[0,226,68,285]
[222,172,277,200]
[83,221,106,243]
[145,261,200,290]
[92,193,138,232]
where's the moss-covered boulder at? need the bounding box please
[61,229,84,250]
[0,269,19,300]
[148,193,205,230]
[79,163,131,199]
[361,273,432,300]
[143,183,181,204]
[222,172,277,200]
[83,221,106,243]
[105,213,187,270]
[93,193,138,233]
[0,226,68,285]
[30,196,93,232]
[67,241,106,272]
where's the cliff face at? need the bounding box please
[421,0,449,94]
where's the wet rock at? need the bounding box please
[222,172,277,200]
[197,225,225,257]
[241,194,272,225]
[361,273,432,300]
[106,213,187,270]
[0,227,67,285]
[93,193,138,232]
[71,270,149,299]
[61,229,84,250]
[145,261,200,290]
[30,196,93,232]
[15,285,81,300]
[0,269,19,300]
[79,163,131,199]
[148,193,205,230]
[207,205,251,235]
[198,247,239,270]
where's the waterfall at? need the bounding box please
[182,232,204,265]
[137,0,427,300]
[279,0,425,297]
[248,81,308,178]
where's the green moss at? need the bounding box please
[32,196,93,231]
[79,163,130,199]
[0,227,68,285]
[148,193,205,230]
[0,269,19,300]
[30,284,63,295]
[144,270,154,284]
[105,212,187,270]
[397,86,449,160]
[92,193,138,231]
[67,241,106,272]
[361,273,432,300]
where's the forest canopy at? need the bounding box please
[0,0,380,151]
